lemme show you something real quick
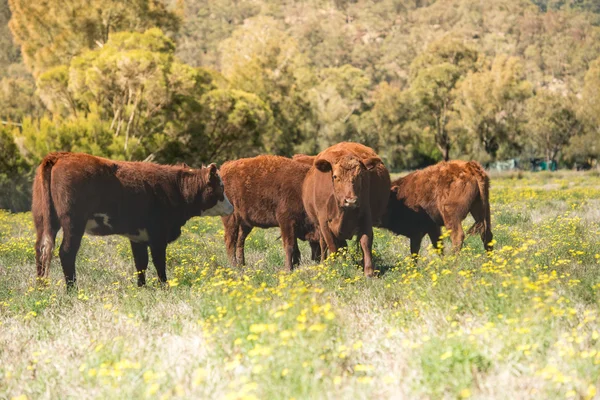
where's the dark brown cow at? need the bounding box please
[220,155,320,271]
[301,142,391,276]
[381,160,493,255]
[32,152,233,287]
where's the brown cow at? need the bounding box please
[32,152,233,287]
[381,160,493,255]
[220,155,320,271]
[301,142,391,276]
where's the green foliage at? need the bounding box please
[35,29,221,159]
[16,110,144,164]
[581,57,600,133]
[455,55,533,161]
[0,127,32,212]
[310,65,372,149]
[525,90,582,161]
[408,38,480,161]
[165,89,275,165]
[366,82,439,169]
[177,0,261,68]
[567,57,600,164]
[7,0,180,77]
[0,0,19,75]
[0,73,42,122]
[220,17,316,156]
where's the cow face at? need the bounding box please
[183,164,234,217]
[202,164,234,216]
[315,155,382,210]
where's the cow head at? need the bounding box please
[315,154,382,210]
[182,163,234,217]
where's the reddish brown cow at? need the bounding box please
[32,152,233,287]
[220,155,320,271]
[381,160,493,255]
[301,142,391,276]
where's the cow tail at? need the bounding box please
[39,157,57,278]
[467,162,491,239]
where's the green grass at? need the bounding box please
[1,171,600,399]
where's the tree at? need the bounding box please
[176,0,261,68]
[8,0,179,77]
[181,89,275,165]
[0,0,20,76]
[367,82,426,169]
[219,16,316,156]
[567,56,600,166]
[310,64,372,150]
[36,29,216,157]
[16,109,142,164]
[455,55,532,162]
[0,126,32,212]
[525,90,582,162]
[581,57,600,140]
[0,73,43,122]
[408,38,480,161]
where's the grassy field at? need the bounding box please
[1,171,600,399]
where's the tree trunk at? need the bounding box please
[442,144,450,161]
[125,90,142,152]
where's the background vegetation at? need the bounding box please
[2,172,600,399]
[3,0,600,210]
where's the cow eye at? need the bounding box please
[332,175,338,180]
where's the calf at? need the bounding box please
[301,142,391,276]
[220,155,320,271]
[32,152,233,287]
[381,160,493,255]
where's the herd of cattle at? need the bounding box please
[30,142,493,288]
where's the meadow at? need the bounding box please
[1,171,600,399]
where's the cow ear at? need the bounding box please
[208,163,218,177]
[293,154,316,166]
[315,159,332,172]
[363,157,382,170]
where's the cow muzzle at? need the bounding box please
[203,194,234,217]
[342,197,359,209]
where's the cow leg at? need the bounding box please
[356,212,375,277]
[130,241,149,287]
[35,219,59,281]
[428,226,442,253]
[319,235,328,262]
[318,218,338,256]
[222,215,238,267]
[58,217,85,288]
[279,220,296,272]
[410,232,424,257]
[292,241,301,266]
[443,217,466,253]
[469,202,493,251]
[236,224,252,266]
[309,240,321,262]
[441,202,469,253]
[359,227,375,277]
[149,243,168,284]
[449,224,466,252]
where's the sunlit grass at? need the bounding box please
[1,171,600,399]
